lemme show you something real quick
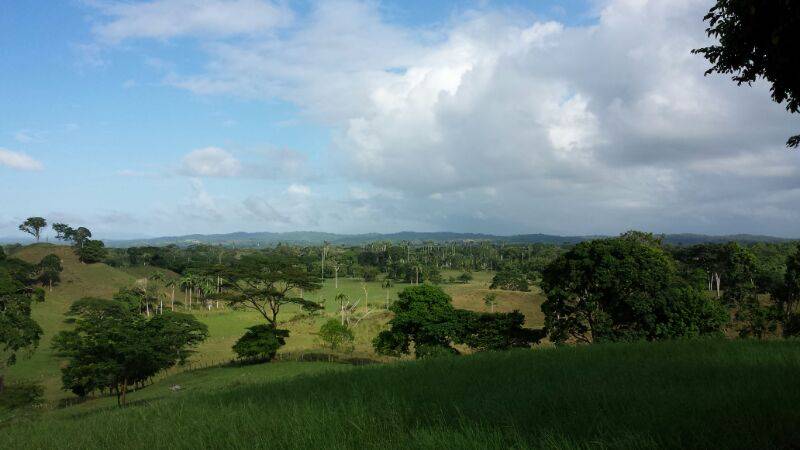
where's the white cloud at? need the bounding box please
[91,0,800,235]
[90,0,292,43]
[181,147,242,177]
[287,183,311,196]
[0,148,43,171]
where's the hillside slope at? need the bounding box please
[3,339,799,449]
[6,244,137,400]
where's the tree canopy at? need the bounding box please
[220,253,322,326]
[0,253,45,392]
[541,237,727,343]
[693,0,800,147]
[18,217,47,242]
[373,285,541,358]
[52,297,207,404]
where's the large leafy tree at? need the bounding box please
[38,254,63,291]
[0,249,45,393]
[489,266,530,292]
[374,285,540,358]
[18,217,47,242]
[52,223,92,249]
[693,0,800,148]
[541,236,727,344]
[52,296,207,405]
[76,239,107,264]
[771,244,800,336]
[220,253,322,326]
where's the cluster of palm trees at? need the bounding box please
[135,271,224,315]
[177,272,223,311]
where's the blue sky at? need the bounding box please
[1,0,798,239]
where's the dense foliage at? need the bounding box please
[373,285,541,358]
[0,249,45,393]
[694,0,800,148]
[52,297,208,404]
[541,236,728,343]
[232,325,289,363]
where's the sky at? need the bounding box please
[1,0,799,239]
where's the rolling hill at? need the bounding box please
[2,339,799,449]
[96,230,796,248]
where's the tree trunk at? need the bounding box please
[121,378,128,406]
[171,286,175,311]
[0,374,4,394]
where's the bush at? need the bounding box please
[232,325,289,363]
[318,319,354,352]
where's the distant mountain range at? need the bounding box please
[89,231,796,247]
[2,231,794,248]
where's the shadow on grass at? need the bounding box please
[62,396,167,421]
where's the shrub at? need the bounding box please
[232,325,289,363]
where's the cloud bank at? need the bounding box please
[85,0,800,236]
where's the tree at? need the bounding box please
[52,223,92,249]
[541,237,727,344]
[18,217,46,242]
[374,285,540,358]
[362,266,379,282]
[76,239,107,264]
[490,267,529,292]
[693,1,800,148]
[318,319,354,353]
[221,253,322,327]
[483,292,498,313]
[373,285,460,358]
[454,310,544,352]
[457,272,473,284]
[52,298,207,405]
[381,277,394,308]
[232,324,289,363]
[771,244,800,337]
[38,254,63,291]
[0,254,45,393]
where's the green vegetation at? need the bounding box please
[4,222,800,447]
[694,0,800,148]
[52,298,208,404]
[0,247,45,393]
[374,285,541,358]
[2,339,799,449]
[541,236,728,343]
[232,324,288,362]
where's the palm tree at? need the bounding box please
[381,278,393,309]
[149,271,166,314]
[179,274,194,310]
[165,279,176,311]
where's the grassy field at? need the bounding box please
[3,245,545,403]
[2,339,799,449]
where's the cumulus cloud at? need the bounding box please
[90,0,800,235]
[0,148,43,171]
[89,0,292,42]
[181,147,242,177]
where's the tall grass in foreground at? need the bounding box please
[2,339,800,449]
